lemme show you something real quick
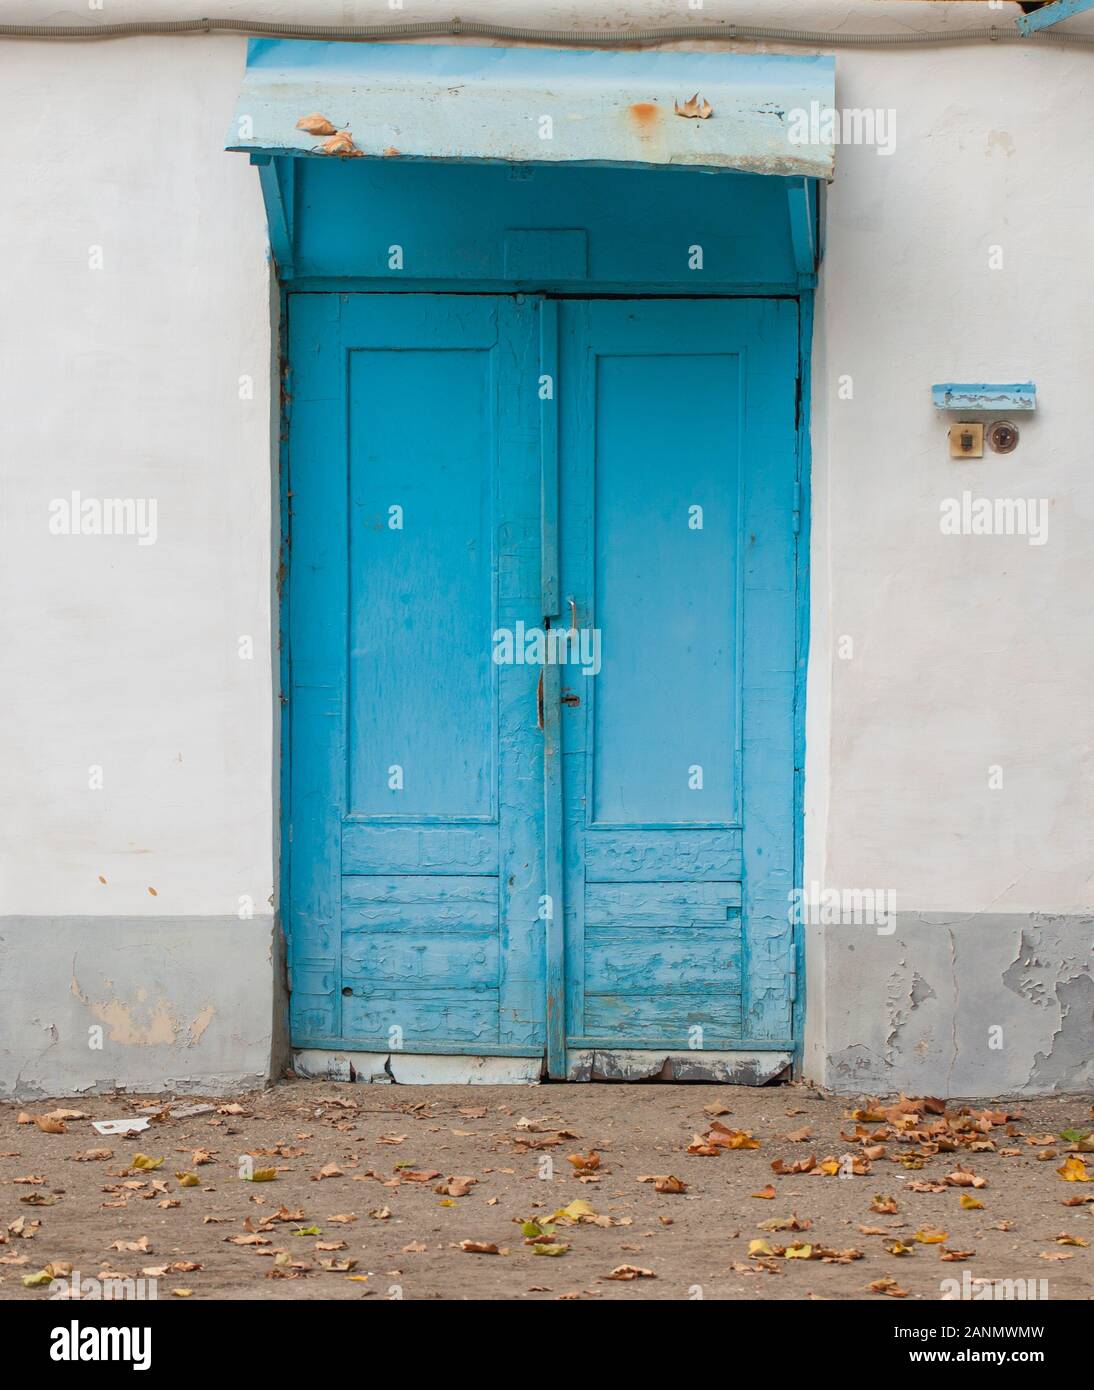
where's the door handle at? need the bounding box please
[536,669,544,730]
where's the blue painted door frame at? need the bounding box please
[283,286,809,1073]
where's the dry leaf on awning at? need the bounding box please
[296,113,337,136]
[674,93,713,119]
[318,130,362,158]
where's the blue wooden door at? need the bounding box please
[287,293,799,1067]
[286,293,545,1057]
[556,298,799,1058]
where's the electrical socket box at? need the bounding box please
[949,422,984,458]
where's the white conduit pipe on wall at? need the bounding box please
[0,16,1093,46]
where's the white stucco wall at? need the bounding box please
[0,1,1090,1095]
[0,33,275,918]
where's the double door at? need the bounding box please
[286,292,799,1074]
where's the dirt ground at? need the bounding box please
[1,1080,1091,1301]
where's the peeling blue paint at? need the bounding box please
[932,382,1036,411]
[1016,0,1094,36]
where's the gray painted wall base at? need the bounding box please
[816,912,1092,1097]
[0,917,278,1100]
[4,912,1087,1099]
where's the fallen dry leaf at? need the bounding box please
[603,1264,655,1281]
[759,1214,812,1233]
[945,1167,988,1189]
[772,1155,816,1175]
[110,1237,151,1254]
[434,1175,475,1197]
[637,1175,686,1195]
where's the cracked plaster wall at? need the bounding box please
[0,919,279,1100]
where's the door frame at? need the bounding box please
[275,283,812,1079]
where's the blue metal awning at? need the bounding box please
[226,40,836,180]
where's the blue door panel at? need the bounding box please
[287,293,544,1054]
[557,298,799,1051]
[348,346,495,820]
[590,351,740,827]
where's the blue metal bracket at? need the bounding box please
[786,178,819,289]
[1017,0,1094,36]
[931,382,1037,411]
[253,155,295,280]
